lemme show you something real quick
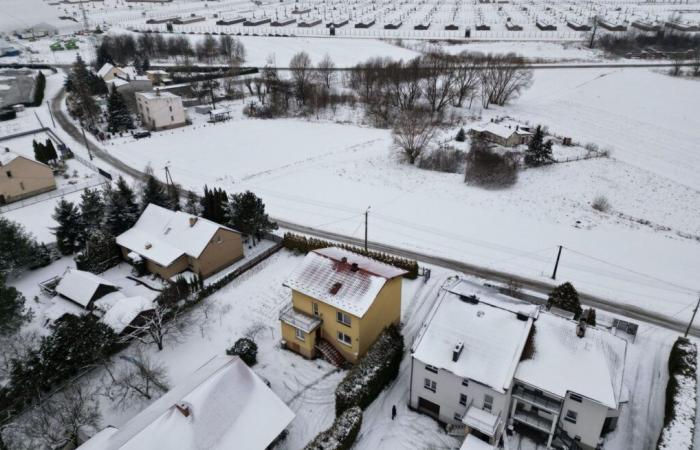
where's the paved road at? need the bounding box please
[50,82,700,338]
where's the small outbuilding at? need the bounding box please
[55,268,120,310]
[469,122,532,147]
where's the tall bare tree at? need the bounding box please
[125,303,190,351]
[316,53,336,89]
[480,53,533,108]
[422,52,457,114]
[392,109,436,164]
[289,51,313,105]
[452,52,481,108]
[103,348,170,408]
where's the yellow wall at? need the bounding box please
[281,321,316,359]
[191,228,243,278]
[358,277,402,356]
[0,157,55,203]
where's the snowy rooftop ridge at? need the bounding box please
[0,149,21,166]
[283,247,406,318]
[100,296,154,334]
[78,355,294,450]
[116,204,240,267]
[470,121,531,140]
[412,278,534,393]
[55,268,119,308]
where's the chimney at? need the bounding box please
[576,319,587,338]
[341,256,348,264]
[175,402,191,417]
[155,88,161,97]
[189,216,198,227]
[350,263,359,272]
[145,242,152,250]
[330,282,342,295]
[452,342,464,362]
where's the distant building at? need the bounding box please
[116,204,244,280]
[0,148,56,205]
[469,122,532,147]
[135,90,187,131]
[409,278,627,450]
[0,45,20,57]
[77,355,295,450]
[280,247,406,365]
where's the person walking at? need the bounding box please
[391,405,397,420]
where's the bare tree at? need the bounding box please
[670,53,685,77]
[289,51,314,105]
[422,52,457,114]
[452,52,481,108]
[22,385,101,449]
[316,53,336,89]
[480,53,533,108]
[392,109,436,164]
[219,35,246,66]
[103,348,169,409]
[125,303,190,351]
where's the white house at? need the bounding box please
[409,278,627,450]
[77,355,295,450]
[135,90,187,131]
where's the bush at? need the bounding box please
[417,147,467,173]
[592,195,611,213]
[226,337,258,366]
[283,233,419,280]
[335,325,403,416]
[455,127,466,142]
[464,140,518,188]
[657,337,697,450]
[305,406,363,450]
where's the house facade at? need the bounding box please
[116,204,244,280]
[279,247,405,364]
[469,122,532,147]
[135,90,187,131]
[410,278,627,450]
[0,150,55,204]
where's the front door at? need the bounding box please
[418,397,440,420]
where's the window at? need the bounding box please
[337,331,352,346]
[170,116,174,122]
[425,365,438,374]
[169,106,173,112]
[462,378,469,387]
[564,410,578,424]
[295,328,305,342]
[312,303,319,316]
[6,171,12,178]
[216,235,223,243]
[569,393,583,403]
[336,311,351,327]
[483,395,493,412]
[459,394,467,406]
[424,378,436,392]
[453,412,462,421]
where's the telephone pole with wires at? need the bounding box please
[551,245,563,280]
[364,206,370,252]
[164,164,174,188]
[684,295,700,338]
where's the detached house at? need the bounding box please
[116,204,244,280]
[135,90,187,131]
[280,247,406,364]
[410,278,627,450]
[469,122,532,147]
[0,149,56,205]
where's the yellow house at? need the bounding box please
[279,247,406,365]
[0,150,56,205]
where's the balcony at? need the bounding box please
[512,385,563,414]
[462,405,500,437]
[279,303,322,333]
[512,407,556,434]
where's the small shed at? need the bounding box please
[101,296,154,336]
[55,268,119,310]
[209,108,231,123]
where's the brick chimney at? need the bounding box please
[576,318,587,338]
[189,216,198,227]
[175,402,191,417]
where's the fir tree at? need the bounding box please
[45,139,58,162]
[33,140,48,164]
[184,191,201,216]
[142,57,151,73]
[200,186,228,224]
[455,127,466,142]
[104,177,140,236]
[95,42,114,70]
[52,199,82,255]
[226,191,278,240]
[547,282,583,319]
[166,183,181,211]
[107,90,134,132]
[78,188,105,245]
[140,174,169,211]
[0,274,33,336]
[0,217,47,274]
[75,230,120,273]
[68,55,100,125]
[523,125,554,167]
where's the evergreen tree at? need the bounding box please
[68,55,100,125]
[547,282,583,319]
[0,217,48,274]
[140,174,169,211]
[200,185,228,224]
[166,183,181,211]
[142,57,151,73]
[33,139,48,164]
[226,191,278,240]
[104,177,140,236]
[45,139,58,162]
[184,191,201,216]
[107,90,134,132]
[79,188,105,233]
[95,42,114,70]
[0,274,33,336]
[523,125,554,167]
[455,127,466,142]
[52,199,82,255]
[75,230,120,273]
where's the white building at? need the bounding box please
[409,278,627,450]
[135,90,187,131]
[77,355,295,450]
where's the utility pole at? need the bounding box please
[46,100,56,128]
[551,245,563,280]
[81,125,93,160]
[164,165,174,187]
[684,295,700,338]
[364,206,370,252]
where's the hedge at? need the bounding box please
[304,406,362,450]
[335,325,404,416]
[283,233,419,280]
[657,337,697,450]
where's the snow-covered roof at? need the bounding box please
[78,356,295,450]
[77,427,119,450]
[412,278,533,393]
[459,435,495,450]
[470,122,530,140]
[209,108,231,116]
[55,269,119,308]
[283,247,406,318]
[447,279,539,319]
[100,296,154,334]
[515,312,627,409]
[97,63,115,79]
[0,150,19,166]
[116,204,239,267]
[107,78,129,88]
[136,90,181,100]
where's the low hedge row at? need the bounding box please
[335,325,404,416]
[657,336,697,450]
[282,233,419,280]
[304,406,363,450]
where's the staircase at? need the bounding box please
[315,339,346,368]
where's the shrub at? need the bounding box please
[305,406,362,450]
[226,337,258,366]
[282,233,419,280]
[464,140,518,188]
[592,195,611,213]
[547,282,582,319]
[335,325,403,416]
[455,127,466,142]
[417,147,467,173]
[657,337,697,450]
